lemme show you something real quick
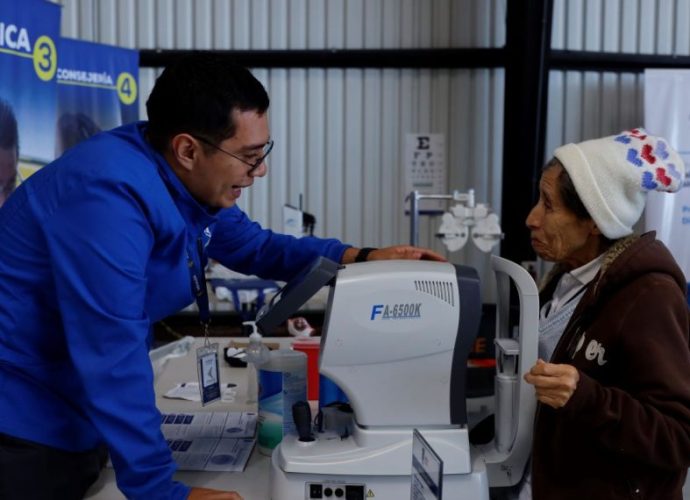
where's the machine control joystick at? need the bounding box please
[292,401,315,442]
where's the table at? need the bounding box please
[83,336,690,500]
[85,337,289,499]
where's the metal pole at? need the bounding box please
[500,0,553,264]
[409,191,419,246]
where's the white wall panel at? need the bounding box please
[155,0,175,49]
[252,0,269,49]
[289,0,308,49]
[117,0,136,48]
[248,69,270,224]
[324,68,346,238]
[174,0,193,49]
[657,0,675,54]
[79,0,95,41]
[675,1,690,54]
[136,1,156,48]
[212,0,231,48]
[193,1,212,49]
[268,69,289,227]
[546,0,687,166]
[96,0,116,45]
[287,68,308,211]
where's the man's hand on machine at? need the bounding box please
[188,487,243,499]
[342,245,446,264]
[524,359,579,409]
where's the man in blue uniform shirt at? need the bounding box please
[0,53,444,500]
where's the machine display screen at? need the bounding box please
[255,256,340,335]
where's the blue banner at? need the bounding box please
[56,38,139,156]
[0,0,60,187]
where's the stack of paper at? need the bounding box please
[160,411,257,472]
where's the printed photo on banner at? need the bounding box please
[57,37,139,156]
[0,0,60,202]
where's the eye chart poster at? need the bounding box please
[405,133,447,211]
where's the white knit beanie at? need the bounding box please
[554,128,685,239]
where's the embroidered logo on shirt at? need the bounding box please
[584,339,608,366]
[203,227,213,247]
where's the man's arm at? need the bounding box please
[208,206,349,281]
[340,245,446,264]
[45,181,189,499]
[210,207,446,281]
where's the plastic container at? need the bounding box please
[257,349,307,455]
[243,321,270,405]
[291,337,321,401]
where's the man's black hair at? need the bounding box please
[146,52,269,152]
[0,98,18,153]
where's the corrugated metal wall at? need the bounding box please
[54,0,687,299]
[56,0,507,299]
[546,0,690,157]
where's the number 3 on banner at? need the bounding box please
[33,35,57,82]
[117,72,138,105]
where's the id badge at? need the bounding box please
[196,343,221,406]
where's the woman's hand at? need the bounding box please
[524,359,579,409]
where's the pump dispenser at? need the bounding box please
[245,321,269,363]
[244,321,269,405]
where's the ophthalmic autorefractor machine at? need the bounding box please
[255,255,538,500]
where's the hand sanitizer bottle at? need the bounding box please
[244,321,269,405]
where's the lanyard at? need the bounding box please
[189,234,222,405]
[188,236,211,340]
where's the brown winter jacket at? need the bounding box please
[531,232,690,500]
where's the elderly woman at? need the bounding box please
[522,129,690,500]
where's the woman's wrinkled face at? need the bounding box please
[525,165,599,267]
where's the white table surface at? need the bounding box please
[82,336,690,500]
[85,337,292,500]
